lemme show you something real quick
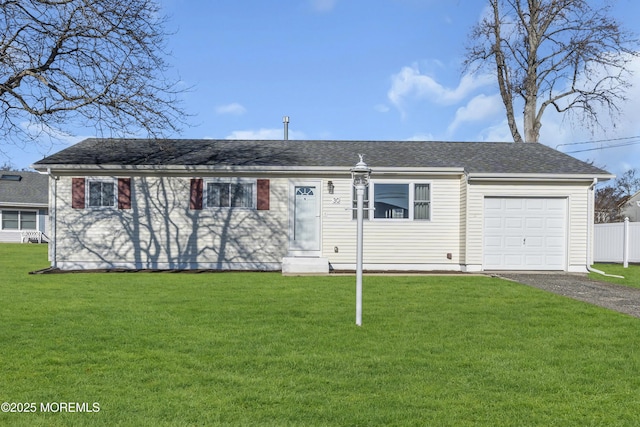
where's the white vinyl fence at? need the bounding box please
[594,219,640,265]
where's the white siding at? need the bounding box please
[50,172,596,272]
[465,181,592,272]
[53,175,289,269]
[322,175,463,270]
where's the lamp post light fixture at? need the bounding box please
[351,154,371,327]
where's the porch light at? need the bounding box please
[351,155,371,188]
[350,154,371,327]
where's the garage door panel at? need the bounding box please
[526,217,544,228]
[485,254,503,266]
[484,197,566,270]
[524,255,544,266]
[485,236,503,248]
[525,236,543,248]
[505,199,525,210]
[545,255,564,268]
[525,199,545,210]
[505,236,523,248]
[546,217,565,229]
[485,198,503,210]
[546,236,564,247]
[504,254,525,266]
[546,199,566,209]
[505,217,524,229]
[485,217,503,229]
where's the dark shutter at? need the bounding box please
[118,178,132,209]
[190,178,203,210]
[257,179,270,210]
[72,178,85,209]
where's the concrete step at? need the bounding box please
[282,257,329,275]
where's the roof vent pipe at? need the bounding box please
[283,116,289,140]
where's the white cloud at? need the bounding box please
[447,93,503,135]
[226,128,307,140]
[310,0,337,12]
[406,133,436,141]
[215,103,247,115]
[387,64,494,112]
[477,119,513,142]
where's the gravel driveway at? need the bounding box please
[495,273,640,318]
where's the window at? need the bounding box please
[374,183,409,219]
[359,182,430,221]
[88,180,115,207]
[0,174,21,181]
[206,181,254,208]
[1,210,37,230]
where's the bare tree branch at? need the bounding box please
[464,0,639,142]
[0,0,189,145]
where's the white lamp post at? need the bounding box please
[351,154,371,327]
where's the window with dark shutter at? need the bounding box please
[257,179,270,210]
[72,178,85,209]
[118,178,131,209]
[190,178,203,210]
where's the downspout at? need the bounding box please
[46,168,58,269]
[586,178,624,279]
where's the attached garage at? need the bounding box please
[483,197,567,270]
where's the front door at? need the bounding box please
[289,181,321,254]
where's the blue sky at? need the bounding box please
[4,0,640,179]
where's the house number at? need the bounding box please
[332,197,341,204]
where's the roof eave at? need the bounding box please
[467,172,615,182]
[0,202,48,208]
[32,164,466,175]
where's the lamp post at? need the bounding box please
[351,154,371,327]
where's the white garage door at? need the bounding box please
[484,198,567,270]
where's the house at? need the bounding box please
[32,138,613,273]
[0,170,49,243]
[619,190,640,222]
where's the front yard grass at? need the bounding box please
[2,243,640,426]
[590,263,640,288]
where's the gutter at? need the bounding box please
[585,178,624,279]
[0,202,49,208]
[32,164,466,176]
[467,172,615,182]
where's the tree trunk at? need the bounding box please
[523,97,540,142]
[491,0,524,143]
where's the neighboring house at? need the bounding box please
[32,138,613,273]
[0,171,49,243]
[619,190,640,222]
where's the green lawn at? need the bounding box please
[590,263,640,288]
[2,244,640,426]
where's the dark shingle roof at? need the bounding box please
[0,171,48,205]
[33,138,610,176]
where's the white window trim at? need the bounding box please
[368,180,432,221]
[204,178,257,210]
[86,178,117,209]
[1,209,39,231]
